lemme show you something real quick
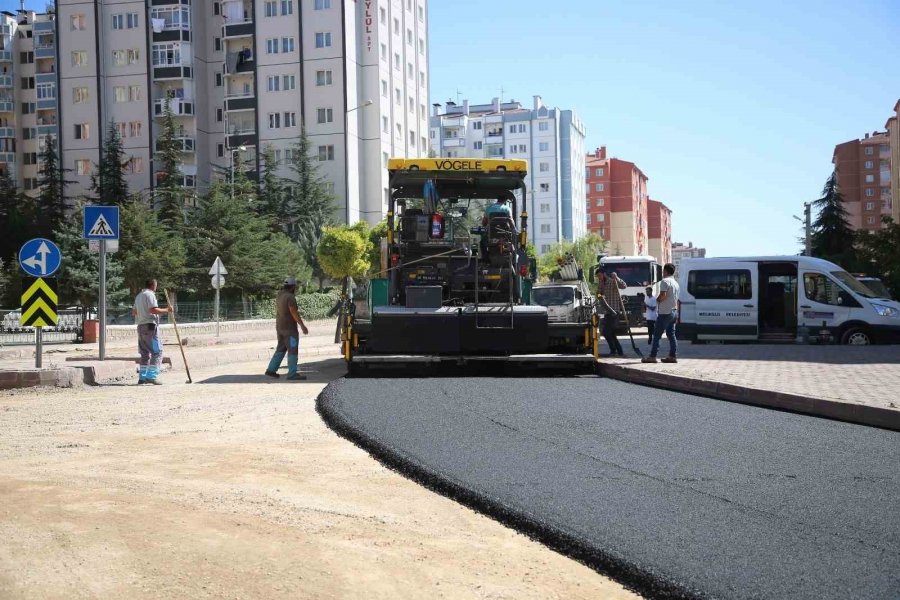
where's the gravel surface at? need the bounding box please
[0,358,638,600]
[319,377,900,600]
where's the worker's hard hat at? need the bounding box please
[284,276,297,286]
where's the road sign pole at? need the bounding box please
[99,239,107,361]
[215,261,221,337]
[35,327,42,368]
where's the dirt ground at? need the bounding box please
[0,356,639,600]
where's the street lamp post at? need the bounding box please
[230,144,247,198]
[793,202,812,256]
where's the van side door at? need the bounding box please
[686,262,758,340]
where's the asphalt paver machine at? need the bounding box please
[341,158,600,374]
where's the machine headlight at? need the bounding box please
[871,303,899,318]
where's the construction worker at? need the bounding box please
[481,193,513,226]
[597,270,627,357]
[265,277,309,380]
[133,278,174,385]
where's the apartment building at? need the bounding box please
[429,96,586,254]
[885,100,899,224]
[585,146,649,257]
[0,10,59,193]
[671,241,705,275]
[832,131,892,231]
[1,0,430,224]
[647,198,672,265]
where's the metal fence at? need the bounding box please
[0,308,89,345]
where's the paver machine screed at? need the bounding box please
[341,158,601,373]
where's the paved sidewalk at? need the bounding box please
[600,342,900,429]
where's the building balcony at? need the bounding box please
[0,126,14,138]
[225,93,254,111]
[152,64,193,81]
[35,45,55,59]
[0,75,11,88]
[442,116,467,129]
[37,99,57,110]
[223,20,254,39]
[37,124,57,136]
[485,129,503,138]
[484,115,503,124]
[442,137,465,148]
[226,127,256,149]
[0,24,12,35]
[155,135,195,153]
[153,28,192,43]
[153,96,194,116]
[0,151,14,163]
[0,100,14,112]
[36,72,55,85]
[224,51,254,75]
[0,50,12,62]
[33,20,55,33]
[151,0,190,5]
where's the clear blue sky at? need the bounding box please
[4,0,897,256]
[429,0,900,257]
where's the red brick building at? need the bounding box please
[832,132,892,231]
[647,199,673,265]
[585,147,649,256]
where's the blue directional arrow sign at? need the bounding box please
[83,205,120,240]
[19,238,62,278]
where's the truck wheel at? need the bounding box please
[841,327,873,345]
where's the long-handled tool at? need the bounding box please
[164,289,192,384]
[617,293,644,358]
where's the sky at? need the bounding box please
[3,0,897,257]
[428,0,900,257]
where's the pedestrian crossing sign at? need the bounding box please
[83,205,120,240]
[21,277,58,327]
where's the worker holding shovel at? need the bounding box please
[133,278,174,385]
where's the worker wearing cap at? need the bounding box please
[482,193,513,226]
[265,277,309,380]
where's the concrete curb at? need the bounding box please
[598,363,900,432]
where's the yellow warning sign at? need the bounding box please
[21,277,58,327]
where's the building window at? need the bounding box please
[379,6,386,24]
[214,37,222,52]
[214,2,220,15]
[152,42,182,67]
[20,51,34,64]
[72,87,89,103]
[317,107,333,124]
[865,201,875,210]
[317,145,335,161]
[281,0,293,15]
[539,162,549,172]
[314,0,331,8]
[216,108,223,122]
[393,53,400,70]
[282,37,295,53]
[539,142,549,152]
[215,72,223,87]
[127,13,139,28]
[267,76,279,91]
[316,70,333,86]
[112,14,124,29]
[595,183,604,192]
[419,38,425,54]
[381,79,388,97]
[864,146,874,156]
[75,159,91,175]
[315,32,331,48]
[265,1,277,17]
[540,203,550,213]
[595,168,604,176]
[112,50,126,66]
[268,112,281,128]
[217,144,225,158]
[538,121,549,131]
[407,62,413,78]
[113,86,127,102]
[539,183,549,192]
[473,141,483,150]
[266,38,279,54]
[596,198,604,207]
[865,188,875,197]
[393,17,399,34]
[129,121,142,137]
[508,124,526,133]
[394,88,401,104]
[864,160,873,169]
[282,75,295,90]
[72,51,88,67]
[284,112,296,127]
[380,43,387,61]
[540,224,551,233]
[74,124,90,139]
[406,29,413,45]
[867,216,876,225]
[472,121,482,130]
[586,214,592,224]
[35,83,54,99]
[597,213,605,222]
[382,116,389,133]
[865,175,875,184]
[127,49,140,64]
[129,85,141,101]
[71,14,86,30]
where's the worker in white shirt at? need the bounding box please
[644,286,658,345]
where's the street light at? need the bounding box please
[793,202,812,256]
[230,144,246,197]
[347,99,374,114]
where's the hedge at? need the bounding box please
[254,289,342,321]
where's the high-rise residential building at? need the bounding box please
[585,146,649,257]
[0,1,430,224]
[832,131,892,232]
[647,198,672,265]
[671,241,705,275]
[429,96,586,254]
[885,99,899,224]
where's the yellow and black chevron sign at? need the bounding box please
[21,277,58,327]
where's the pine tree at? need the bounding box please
[856,217,900,299]
[118,194,187,295]
[154,97,186,230]
[0,257,8,306]
[258,145,287,231]
[90,123,130,206]
[33,135,71,238]
[285,128,337,290]
[810,171,858,269]
[0,170,36,261]
[54,200,128,308]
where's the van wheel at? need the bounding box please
[841,327,873,345]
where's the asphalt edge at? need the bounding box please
[315,379,709,600]
[597,364,900,432]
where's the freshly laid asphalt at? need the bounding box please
[318,376,900,600]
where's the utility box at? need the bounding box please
[406,285,442,308]
[369,278,389,312]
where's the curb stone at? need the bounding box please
[597,363,900,432]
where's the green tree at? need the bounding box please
[0,257,8,305]
[35,136,70,237]
[258,145,287,231]
[0,170,36,261]
[537,233,606,281]
[118,194,187,295]
[154,97,187,230]
[317,224,372,280]
[810,171,857,268]
[54,201,128,308]
[856,217,900,299]
[90,123,130,207]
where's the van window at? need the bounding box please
[803,273,842,306]
[688,269,752,299]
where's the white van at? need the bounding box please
[677,256,900,345]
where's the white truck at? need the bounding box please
[592,255,663,326]
[531,257,595,323]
